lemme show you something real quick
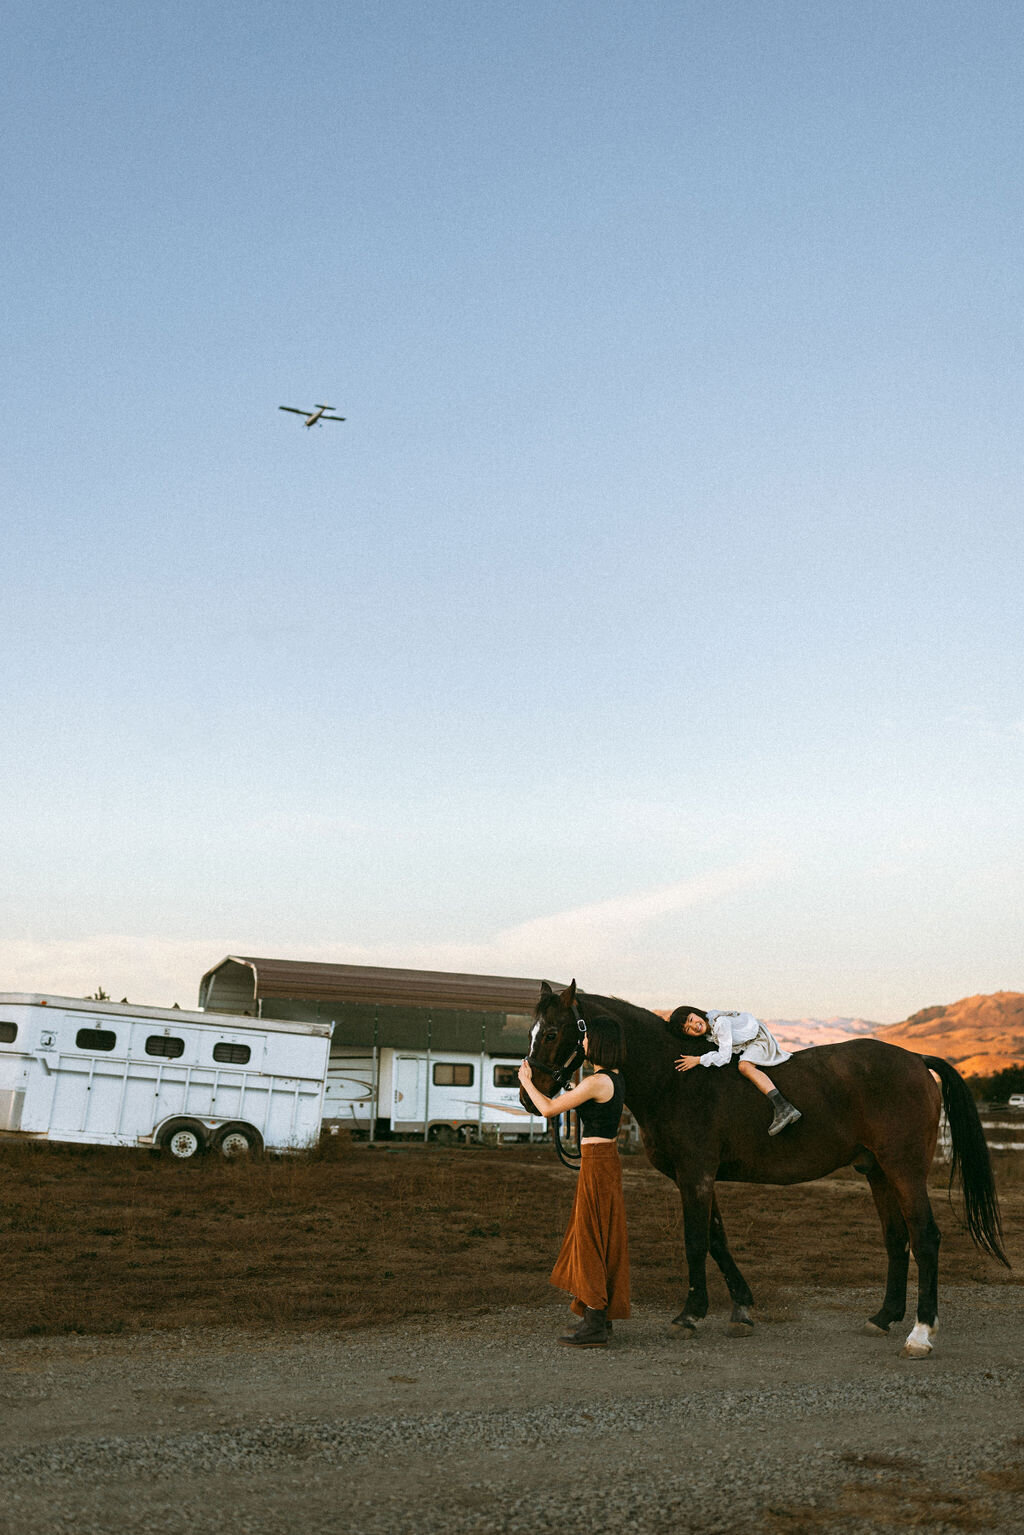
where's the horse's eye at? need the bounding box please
[543,1027,558,1041]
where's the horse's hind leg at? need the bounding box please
[864,1162,911,1335]
[900,1183,941,1358]
[878,1165,942,1358]
[708,1193,756,1335]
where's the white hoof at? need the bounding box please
[901,1320,935,1358]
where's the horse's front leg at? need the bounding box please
[669,1176,714,1338]
[708,1192,756,1335]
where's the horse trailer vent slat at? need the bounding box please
[145,1035,186,1059]
[213,1042,252,1065]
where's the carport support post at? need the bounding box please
[423,1009,431,1142]
[370,1005,379,1143]
[477,1014,485,1142]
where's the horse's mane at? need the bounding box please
[535,985,699,1057]
[581,991,668,1032]
[587,991,711,1057]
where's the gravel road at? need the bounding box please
[2,1284,1022,1535]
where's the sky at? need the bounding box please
[2,1,1022,1021]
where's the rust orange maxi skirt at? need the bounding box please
[549,1141,630,1319]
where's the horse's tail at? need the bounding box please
[923,1055,1009,1268]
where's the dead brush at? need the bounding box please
[1,1141,1019,1340]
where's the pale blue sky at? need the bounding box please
[3,1,1022,1018]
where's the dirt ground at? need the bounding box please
[2,1141,1022,1533]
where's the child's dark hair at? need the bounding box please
[585,1014,626,1069]
[669,1005,708,1028]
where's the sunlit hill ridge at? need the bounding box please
[870,991,1024,1077]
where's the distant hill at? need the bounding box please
[765,1017,880,1052]
[872,992,1024,1077]
[654,1011,880,1052]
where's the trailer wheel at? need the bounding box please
[159,1119,207,1160]
[429,1124,457,1146]
[213,1123,263,1159]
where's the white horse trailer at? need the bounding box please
[0,994,332,1159]
[324,1046,544,1143]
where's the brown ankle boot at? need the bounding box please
[558,1307,610,1347]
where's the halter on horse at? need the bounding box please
[526,995,587,1170]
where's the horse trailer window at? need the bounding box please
[75,1028,116,1051]
[213,1042,251,1065]
[433,1063,474,1087]
[492,1064,519,1088]
[0,1021,17,1044]
[145,1035,185,1059]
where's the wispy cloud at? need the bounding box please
[494,862,773,954]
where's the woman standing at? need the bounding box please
[518,1016,630,1348]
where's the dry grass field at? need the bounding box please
[2,1136,1020,1339]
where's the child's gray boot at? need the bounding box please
[767,1090,802,1135]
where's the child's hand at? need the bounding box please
[675,1055,700,1072]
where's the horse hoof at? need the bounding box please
[900,1341,933,1359]
[669,1314,698,1338]
[728,1320,754,1337]
[864,1321,890,1336]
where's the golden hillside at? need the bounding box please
[873,991,1024,1077]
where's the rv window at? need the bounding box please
[492,1064,518,1088]
[75,1028,116,1052]
[145,1035,185,1059]
[213,1042,251,1065]
[433,1063,474,1087]
[0,1021,17,1044]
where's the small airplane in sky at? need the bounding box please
[278,404,346,428]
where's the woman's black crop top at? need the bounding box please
[577,1069,624,1139]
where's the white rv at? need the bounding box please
[0,994,332,1159]
[325,1046,544,1142]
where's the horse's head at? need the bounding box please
[521,979,587,1111]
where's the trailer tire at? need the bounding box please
[429,1124,457,1146]
[159,1119,207,1160]
[213,1123,263,1159]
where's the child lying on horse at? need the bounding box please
[670,1007,802,1135]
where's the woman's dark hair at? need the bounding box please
[584,1014,626,1069]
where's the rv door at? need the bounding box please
[393,1055,425,1124]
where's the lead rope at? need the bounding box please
[552,1105,582,1171]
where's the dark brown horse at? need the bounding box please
[525,981,1007,1357]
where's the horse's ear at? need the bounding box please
[540,980,553,997]
[559,979,577,1006]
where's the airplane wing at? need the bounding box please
[321,414,346,422]
[278,406,307,415]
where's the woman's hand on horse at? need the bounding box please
[675,1055,701,1072]
[518,1060,533,1085]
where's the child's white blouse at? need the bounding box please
[699,1011,762,1068]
